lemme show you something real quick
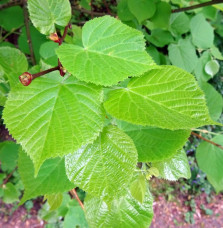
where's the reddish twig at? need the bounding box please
[32,66,60,79]
[23,0,36,65]
[60,23,71,45]
[191,132,223,150]
[70,188,84,210]
[172,0,223,13]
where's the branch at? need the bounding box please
[60,23,71,45]
[191,132,223,150]
[172,0,223,13]
[19,66,60,86]
[23,0,36,65]
[1,167,17,187]
[72,5,115,16]
[0,0,22,10]
[103,0,112,15]
[70,188,84,210]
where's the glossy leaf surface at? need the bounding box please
[152,150,191,181]
[85,188,153,228]
[65,125,137,201]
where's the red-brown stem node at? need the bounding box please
[19,72,33,86]
[59,66,66,77]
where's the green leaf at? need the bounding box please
[117,120,190,162]
[64,204,89,228]
[39,41,58,66]
[150,2,171,29]
[207,175,223,194]
[0,78,9,106]
[194,51,212,82]
[85,189,153,228]
[3,73,105,173]
[27,0,71,35]
[80,0,91,10]
[146,29,174,48]
[130,173,146,203]
[0,141,19,172]
[64,25,83,46]
[152,150,191,181]
[105,65,214,130]
[3,182,20,204]
[199,81,223,121]
[65,125,137,201]
[146,45,160,65]
[0,6,24,32]
[210,46,223,60]
[201,6,217,20]
[18,26,48,62]
[45,193,63,211]
[168,38,198,73]
[117,0,135,22]
[0,47,28,87]
[196,135,223,193]
[18,150,75,204]
[204,60,220,77]
[190,14,214,49]
[169,12,190,35]
[56,16,155,86]
[128,0,156,24]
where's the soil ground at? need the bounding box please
[0,193,223,228]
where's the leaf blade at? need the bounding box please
[105,65,215,130]
[57,16,155,86]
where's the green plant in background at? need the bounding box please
[0,0,223,227]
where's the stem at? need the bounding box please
[0,0,22,10]
[103,0,112,15]
[70,189,84,210]
[60,23,70,45]
[1,167,17,187]
[23,0,36,65]
[172,0,223,13]
[32,66,60,79]
[90,0,93,19]
[191,132,223,150]
[72,6,115,16]
[192,128,220,136]
[0,27,19,42]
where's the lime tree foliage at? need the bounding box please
[0,0,223,227]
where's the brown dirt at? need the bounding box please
[0,200,44,228]
[151,194,223,228]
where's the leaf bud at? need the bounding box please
[19,72,33,86]
[49,33,61,43]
